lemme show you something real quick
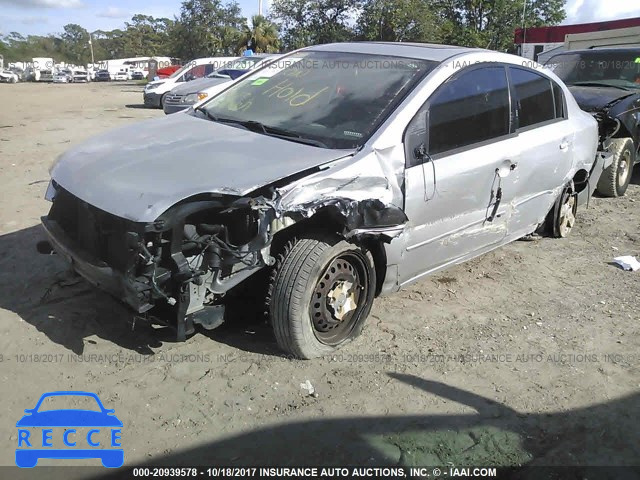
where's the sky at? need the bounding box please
[0,0,639,37]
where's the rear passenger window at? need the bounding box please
[427,66,511,156]
[510,67,557,128]
[552,81,565,119]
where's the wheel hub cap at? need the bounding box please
[559,195,576,237]
[618,151,630,185]
[327,280,357,321]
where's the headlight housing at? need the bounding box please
[145,83,159,91]
[184,92,208,104]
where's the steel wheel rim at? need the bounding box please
[558,194,576,237]
[617,150,631,187]
[309,252,369,346]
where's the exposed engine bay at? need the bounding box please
[41,175,405,340]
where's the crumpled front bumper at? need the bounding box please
[41,216,152,313]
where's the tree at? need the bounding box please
[170,0,246,59]
[122,15,174,57]
[237,15,280,53]
[357,0,440,42]
[434,0,566,51]
[270,0,359,51]
[61,23,90,64]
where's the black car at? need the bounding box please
[131,71,145,80]
[94,69,111,82]
[546,48,640,197]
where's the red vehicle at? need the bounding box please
[156,65,181,79]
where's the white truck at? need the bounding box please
[26,57,55,82]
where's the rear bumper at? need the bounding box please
[41,216,152,313]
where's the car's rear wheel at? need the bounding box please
[597,137,635,197]
[269,234,376,359]
[547,183,577,238]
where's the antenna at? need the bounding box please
[521,0,527,50]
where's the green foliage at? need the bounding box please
[170,0,246,59]
[433,0,566,52]
[0,0,566,64]
[269,0,360,51]
[356,0,441,42]
[237,15,280,54]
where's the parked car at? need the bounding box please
[131,70,145,80]
[143,56,236,108]
[9,67,25,81]
[72,69,89,83]
[52,69,73,83]
[93,69,111,82]
[40,42,604,359]
[0,69,19,83]
[163,55,279,114]
[114,69,131,81]
[545,48,640,197]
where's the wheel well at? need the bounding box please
[572,169,589,194]
[270,210,388,297]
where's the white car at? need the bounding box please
[114,70,131,81]
[72,70,89,83]
[143,56,237,108]
[53,70,73,83]
[0,70,19,83]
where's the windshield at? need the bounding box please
[197,51,435,149]
[546,51,640,90]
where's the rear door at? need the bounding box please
[503,66,574,236]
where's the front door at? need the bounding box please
[399,64,520,286]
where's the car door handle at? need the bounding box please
[559,141,570,150]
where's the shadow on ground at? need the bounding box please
[89,374,638,479]
[0,225,280,356]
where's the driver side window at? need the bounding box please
[405,65,512,168]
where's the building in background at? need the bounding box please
[515,17,640,62]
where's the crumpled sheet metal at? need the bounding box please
[272,147,408,235]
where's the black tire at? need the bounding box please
[597,138,635,197]
[547,183,577,238]
[269,234,376,359]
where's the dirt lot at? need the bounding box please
[0,82,639,476]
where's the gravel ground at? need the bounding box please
[0,82,639,476]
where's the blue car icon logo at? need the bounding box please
[16,391,123,468]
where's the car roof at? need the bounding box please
[304,41,482,62]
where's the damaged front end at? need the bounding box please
[40,156,406,339]
[41,182,279,339]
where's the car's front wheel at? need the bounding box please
[269,234,376,359]
[597,137,635,197]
